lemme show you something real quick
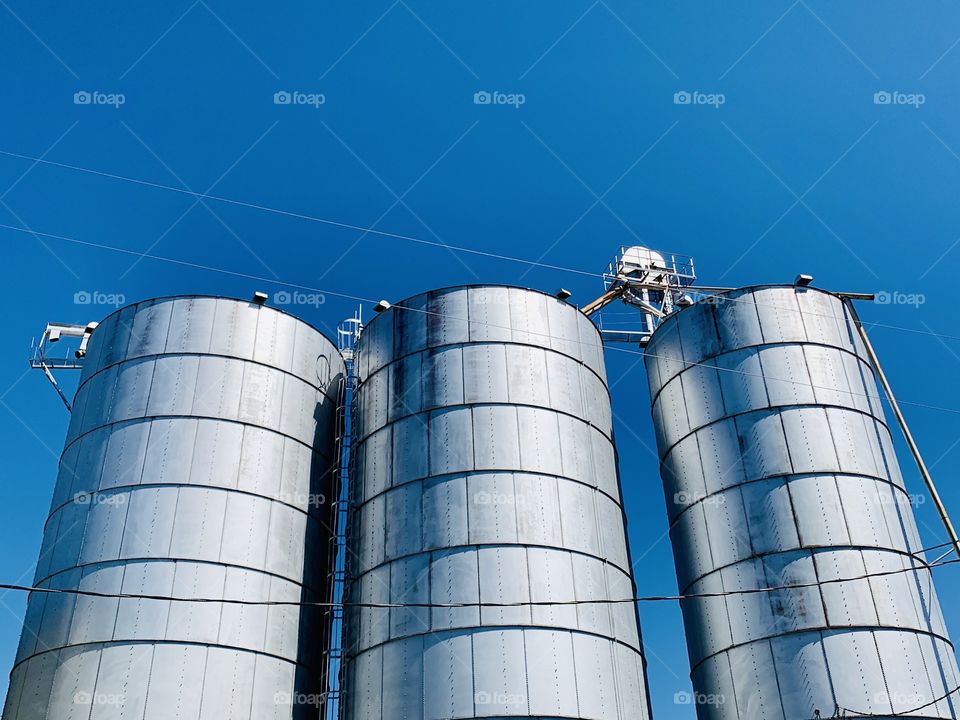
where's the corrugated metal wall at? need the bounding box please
[645,285,959,719]
[3,296,344,720]
[343,285,652,720]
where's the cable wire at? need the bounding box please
[4,554,956,608]
[5,222,960,417]
[3,148,960,346]
[838,680,960,718]
[0,151,600,278]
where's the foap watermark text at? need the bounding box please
[474,90,526,108]
[673,491,725,507]
[674,691,726,706]
[874,90,925,108]
[74,91,125,108]
[274,290,326,307]
[74,290,126,307]
[475,691,526,707]
[875,290,925,307]
[674,90,725,108]
[274,91,326,108]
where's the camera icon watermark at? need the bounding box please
[273,691,324,707]
[874,290,925,308]
[874,690,925,706]
[73,492,127,507]
[475,690,526,707]
[473,90,526,108]
[278,491,327,508]
[273,290,326,307]
[74,91,126,108]
[673,90,725,108]
[873,90,925,108]
[673,490,725,507]
[473,490,525,506]
[273,90,326,108]
[878,491,926,508]
[674,690,725,706]
[74,691,124,706]
[74,290,126,307]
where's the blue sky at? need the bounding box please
[3,1,960,717]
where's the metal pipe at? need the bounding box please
[844,298,960,559]
[581,286,625,315]
[39,361,72,412]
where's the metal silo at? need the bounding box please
[645,285,959,718]
[3,296,345,720]
[343,285,652,719]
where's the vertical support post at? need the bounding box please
[845,298,960,560]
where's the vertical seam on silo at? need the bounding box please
[691,428,726,645]
[749,291,766,349]
[216,427,236,566]
[778,405,832,632]
[91,418,108,496]
[870,630,893,713]
[566,539,579,638]
[607,568,624,720]
[519,626,531,715]
[269,370,288,589]
[810,628,840,716]
[517,477,530,627]
[82,645,105,720]
[764,636,789,719]
[139,643,158,719]
[909,629,940,713]
[194,646,211,719]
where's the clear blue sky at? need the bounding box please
[3,2,960,717]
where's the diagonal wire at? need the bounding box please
[119,120,280,280]
[119,121,278,278]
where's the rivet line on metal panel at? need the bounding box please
[73,350,343,397]
[645,339,881,408]
[665,472,926,529]
[675,544,942,597]
[351,401,617,448]
[44,481,337,526]
[344,625,644,658]
[630,345,960,416]
[654,403,895,461]
[345,469,628,516]
[342,543,637,584]
[9,638,314,676]
[688,625,956,677]
[58,413,340,462]
[356,340,612,408]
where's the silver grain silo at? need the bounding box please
[343,285,652,720]
[645,285,959,718]
[3,296,345,720]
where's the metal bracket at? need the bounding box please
[29,322,98,412]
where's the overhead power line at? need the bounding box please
[2,148,960,345]
[4,222,960,417]
[0,150,600,278]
